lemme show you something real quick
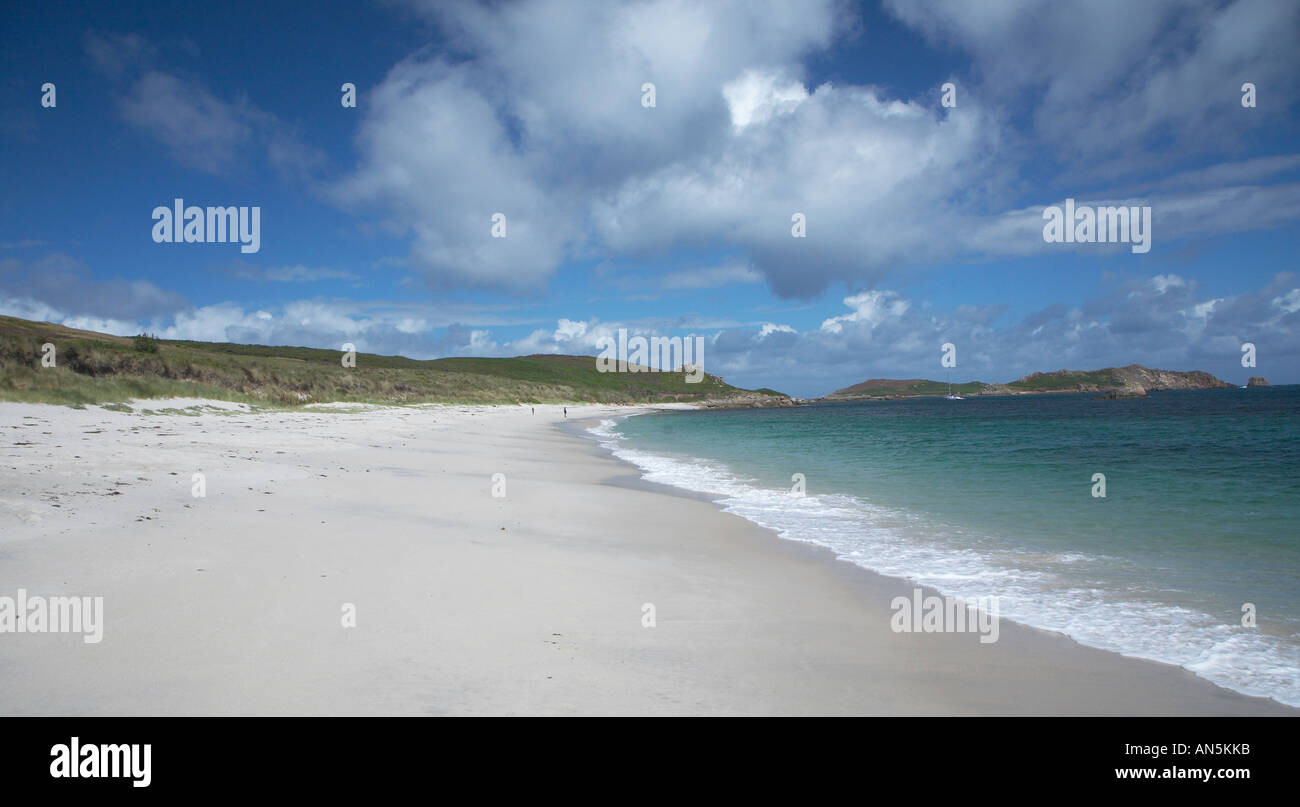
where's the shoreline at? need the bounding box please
[0,399,1294,715]
[569,407,1298,714]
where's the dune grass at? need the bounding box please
[1,315,785,407]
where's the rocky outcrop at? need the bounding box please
[698,394,798,408]
[1247,376,1271,387]
[1109,364,1233,391]
[1095,382,1147,399]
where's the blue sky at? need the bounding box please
[1,0,1297,397]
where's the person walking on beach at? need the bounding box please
[531,407,534,415]
[563,407,567,418]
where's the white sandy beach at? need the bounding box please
[0,399,1293,715]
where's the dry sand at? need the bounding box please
[0,400,1293,715]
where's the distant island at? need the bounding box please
[823,364,1235,401]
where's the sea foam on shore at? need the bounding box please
[587,413,1300,707]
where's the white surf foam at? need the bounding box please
[586,417,1300,707]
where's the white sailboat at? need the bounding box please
[945,372,964,400]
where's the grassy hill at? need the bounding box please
[0,315,788,407]
[823,378,985,399]
[1004,368,1123,391]
[1004,365,1231,393]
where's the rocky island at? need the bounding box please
[823,364,1234,401]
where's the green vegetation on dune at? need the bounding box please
[0,315,784,407]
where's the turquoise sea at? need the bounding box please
[588,387,1300,706]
